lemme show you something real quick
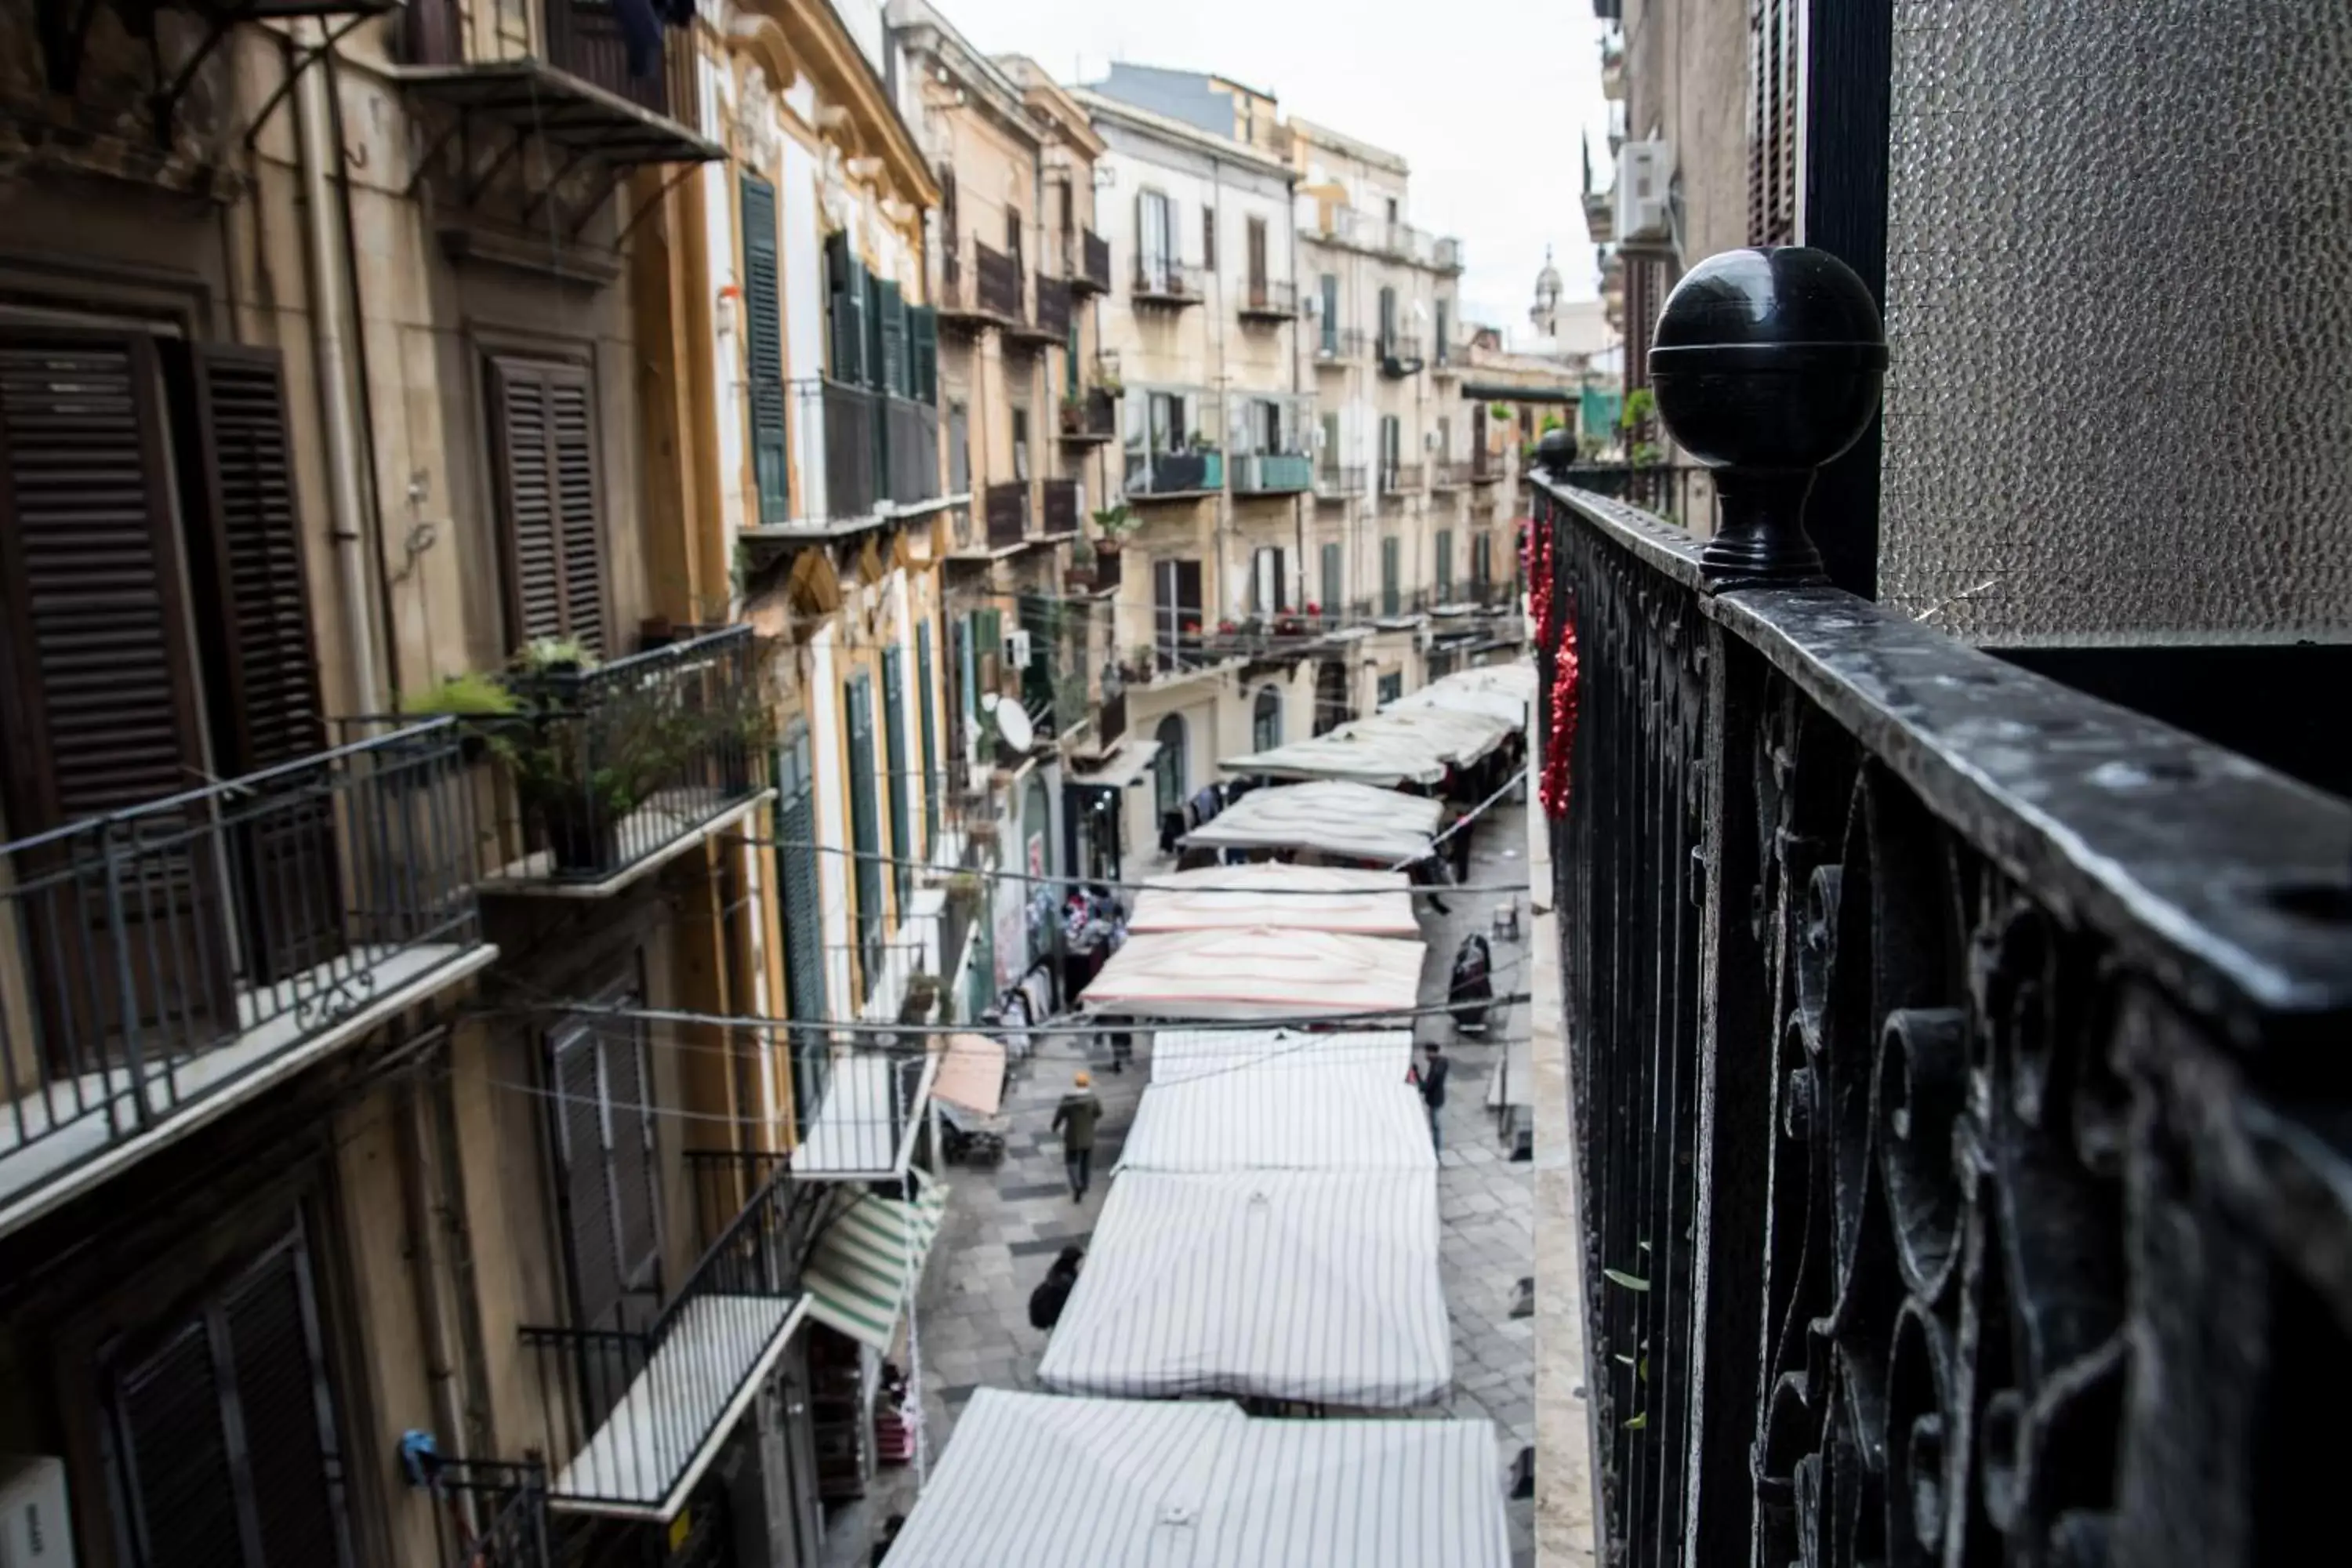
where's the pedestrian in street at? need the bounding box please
[1028,1244,1085,1330]
[1052,1069,1103,1201]
[1415,1041,1451,1154]
[870,1512,905,1565]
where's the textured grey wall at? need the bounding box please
[1877,0,2352,644]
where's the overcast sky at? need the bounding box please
[934,0,1612,341]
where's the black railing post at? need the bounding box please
[1646,247,1886,593]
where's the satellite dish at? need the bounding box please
[996,701,1036,752]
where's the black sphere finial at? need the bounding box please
[1647,247,1886,592]
[1531,426,1576,481]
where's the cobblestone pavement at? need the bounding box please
[822,801,1539,1566]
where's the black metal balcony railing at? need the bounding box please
[1471,451,1505,484]
[975,242,1021,321]
[1238,279,1298,320]
[1096,688,1127,747]
[1133,256,1206,307]
[885,394,940,507]
[1029,276,1071,343]
[0,724,482,1221]
[1316,461,1367,496]
[1040,477,1080,535]
[408,0,699,131]
[1379,461,1425,495]
[1070,230,1112,295]
[815,377,877,521]
[1059,386,1117,443]
[524,1163,824,1508]
[1125,449,1223,497]
[495,626,770,886]
[984,481,1029,547]
[1535,449,2352,1567]
[1554,461,1719,532]
[1314,328,1370,364]
[1432,459,1474,489]
[1377,334,1425,376]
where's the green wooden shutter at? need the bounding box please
[1320,541,1342,611]
[878,281,908,397]
[863,271,887,393]
[1381,535,1400,616]
[772,726,828,1127]
[882,645,913,912]
[916,621,939,854]
[826,233,869,385]
[1436,528,1454,596]
[845,673,883,1000]
[742,174,789,523]
[909,305,938,401]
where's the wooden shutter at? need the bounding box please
[908,305,938,402]
[603,1022,659,1291]
[1201,207,1216,272]
[878,280,908,397]
[938,167,959,259]
[826,238,869,386]
[554,1025,624,1329]
[742,173,789,524]
[774,727,828,1127]
[1436,529,1454,594]
[1247,216,1267,299]
[165,342,344,985]
[487,358,605,656]
[844,675,882,999]
[222,1237,343,1566]
[915,622,939,854]
[1320,541,1342,609]
[1750,0,1800,245]
[111,1317,241,1561]
[0,329,231,1047]
[881,645,911,911]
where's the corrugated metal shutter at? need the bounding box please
[166,342,343,985]
[742,173,790,524]
[844,673,883,1001]
[774,726,828,1127]
[881,645,912,913]
[915,622,939,855]
[488,358,606,656]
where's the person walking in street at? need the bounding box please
[1052,1070,1103,1201]
[1415,1041,1451,1154]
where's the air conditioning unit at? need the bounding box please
[0,1457,72,1566]
[1615,140,1673,243]
[1004,628,1033,668]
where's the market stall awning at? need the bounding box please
[1128,864,1419,938]
[800,1171,949,1352]
[549,1293,808,1519]
[1075,927,1426,1021]
[1068,736,1162,791]
[791,1047,939,1179]
[931,1033,1006,1116]
[1120,1057,1435,1172]
[884,1390,1511,1568]
[1221,706,1512,788]
[1386,662,1538,728]
[1149,1029,1418,1083]
[1037,1170,1451,1406]
[1180,780,1443,866]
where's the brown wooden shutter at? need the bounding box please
[112,1316,242,1559]
[554,1025,625,1330]
[487,358,605,657]
[221,1236,343,1565]
[1750,0,1800,245]
[604,1022,659,1290]
[165,342,343,985]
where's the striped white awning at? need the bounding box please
[1076,927,1426,1021]
[802,1170,948,1352]
[884,1390,1510,1568]
[1385,662,1537,728]
[1220,706,1512,788]
[1149,1029,1418,1083]
[1120,1058,1434,1173]
[1179,780,1443,865]
[791,1047,939,1179]
[549,1293,808,1519]
[1128,864,1419,938]
[1036,1171,1450,1406]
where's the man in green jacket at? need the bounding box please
[1051,1069,1104,1202]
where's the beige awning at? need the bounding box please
[932,1033,1006,1116]
[1070,737,1163,792]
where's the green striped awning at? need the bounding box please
[802,1171,948,1352]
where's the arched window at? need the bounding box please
[1153,713,1189,816]
[1252,685,1283,752]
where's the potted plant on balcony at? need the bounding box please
[900,971,941,1025]
[1091,504,1137,554]
[1059,388,1090,434]
[945,870,984,926]
[1067,536,1099,590]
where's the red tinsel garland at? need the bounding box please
[1522,513,1579,820]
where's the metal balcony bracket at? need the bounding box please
[239,9,376,151]
[609,162,702,247]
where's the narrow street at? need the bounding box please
[826,799,1541,1568]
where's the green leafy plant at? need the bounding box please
[1490,401,1513,420]
[945,870,984,915]
[400,670,519,718]
[1091,503,1139,542]
[1539,413,1564,435]
[1619,387,1657,430]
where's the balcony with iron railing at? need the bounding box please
[401,0,706,141]
[0,724,490,1238]
[1432,458,1475,490]
[1233,451,1315,495]
[1058,384,1119,445]
[939,240,1022,330]
[1069,230,1112,295]
[476,626,775,893]
[775,378,941,532]
[1377,460,1425,496]
[1040,477,1081,536]
[1006,274,1069,350]
[1313,328,1370,368]
[1132,256,1207,309]
[1124,448,1225,500]
[1432,336,1471,376]
[1316,461,1367,498]
[1535,255,2352,1568]
[1377,333,1425,377]
[1237,279,1298,322]
[984,481,1031,548]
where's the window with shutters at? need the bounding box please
[1251,685,1282,752]
[909,306,939,403]
[1750,0,1800,247]
[1472,531,1494,592]
[882,646,913,915]
[915,622,939,855]
[1320,540,1343,612]
[844,673,884,1000]
[1246,216,1268,304]
[774,725,828,1128]
[1201,207,1217,273]
[1138,190,1173,292]
[1152,557,1203,659]
[1011,404,1031,481]
[105,1223,352,1568]
[825,231,869,387]
[877,278,909,397]
[550,989,660,1334]
[1378,286,1398,354]
[1381,535,1401,616]
[487,356,606,656]
[1252,545,1286,616]
[1319,274,1339,354]
[742,174,789,523]
[1436,529,1454,596]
